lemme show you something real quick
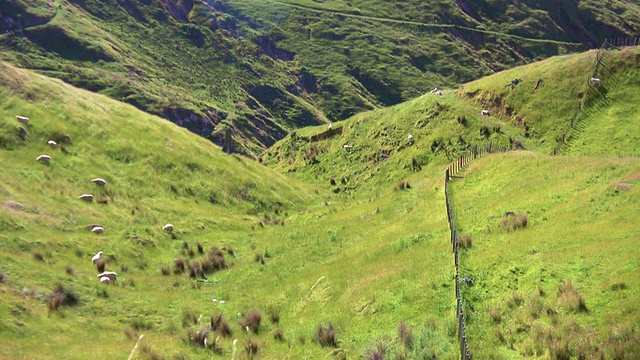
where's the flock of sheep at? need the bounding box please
[17,114,176,285]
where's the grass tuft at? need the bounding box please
[267,306,280,324]
[458,233,472,249]
[274,327,284,341]
[32,251,44,262]
[558,279,588,313]
[47,284,80,311]
[398,321,413,348]
[239,309,262,334]
[314,323,337,347]
[244,338,260,356]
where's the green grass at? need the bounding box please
[0,62,466,359]
[450,152,640,359]
[2,0,638,155]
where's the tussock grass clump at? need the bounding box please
[314,323,337,347]
[123,328,139,339]
[501,212,528,231]
[394,180,411,191]
[244,338,259,356]
[267,306,280,324]
[160,266,170,276]
[239,309,262,334]
[489,306,502,324]
[458,233,472,249]
[173,258,185,274]
[32,251,44,262]
[202,247,227,272]
[196,242,203,254]
[210,313,232,337]
[47,284,80,311]
[558,279,588,313]
[548,340,572,360]
[273,327,284,341]
[187,325,210,348]
[397,321,412,348]
[507,291,524,309]
[65,265,75,276]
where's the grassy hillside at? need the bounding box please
[0,63,467,359]
[450,152,640,359]
[1,0,639,155]
[263,47,640,192]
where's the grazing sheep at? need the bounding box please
[328,123,333,130]
[91,226,104,235]
[47,140,57,148]
[435,90,443,96]
[91,178,107,186]
[97,271,117,282]
[430,87,440,93]
[407,134,414,142]
[343,144,353,151]
[163,223,174,233]
[16,116,29,125]
[590,77,601,86]
[92,251,103,264]
[99,276,111,284]
[36,155,51,164]
[481,110,490,116]
[78,194,94,202]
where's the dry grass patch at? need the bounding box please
[458,233,472,249]
[558,279,588,313]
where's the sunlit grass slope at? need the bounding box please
[0,63,465,359]
[459,46,640,155]
[450,152,640,359]
[564,47,640,156]
[263,90,520,192]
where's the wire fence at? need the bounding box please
[552,36,638,154]
[444,142,510,360]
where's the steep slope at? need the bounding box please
[264,47,640,192]
[460,45,640,156]
[1,0,639,155]
[0,63,462,359]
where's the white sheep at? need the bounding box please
[78,194,94,202]
[343,144,353,151]
[430,87,440,94]
[36,155,51,164]
[97,271,117,282]
[435,90,443,96]
[481,110,490,116]
[47,140,57,148]
[408,134,414,141]
[100,276,111,284]
[92,251,103,264]
[163,223,174,233]
[590,77,601,86]
[91,178,107,186]
[91,226,104,235]
[328,123,333,130]
[16,116,29,125]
